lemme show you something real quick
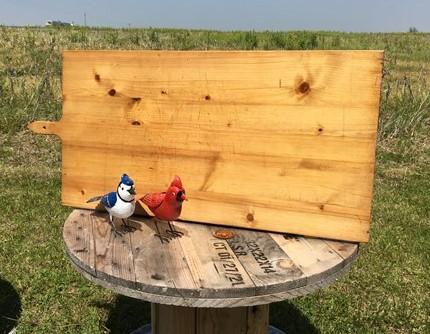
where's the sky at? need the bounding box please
[0,0,429,32]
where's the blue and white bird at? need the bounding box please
[87,174,136,235]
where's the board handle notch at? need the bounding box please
[28,121,60,135]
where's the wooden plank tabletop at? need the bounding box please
[30,50,383,242]
[64,209,358,307]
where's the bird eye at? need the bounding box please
[121,187,124,190]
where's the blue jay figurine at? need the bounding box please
[87,174,136,235]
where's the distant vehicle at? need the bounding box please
[45,20,74,27]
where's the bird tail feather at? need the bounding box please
[86,195,103,203]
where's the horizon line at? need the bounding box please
[0,24,428,34]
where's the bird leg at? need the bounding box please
[167,221,184,238]
[153,219,170,244]
[109,215,123,237]
[122,218,136,232]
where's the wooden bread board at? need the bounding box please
[29,50,383,242]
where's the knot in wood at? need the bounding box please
[297,81,310,94]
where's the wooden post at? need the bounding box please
[151,303,269,334]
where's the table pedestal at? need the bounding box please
[132,303,285,334]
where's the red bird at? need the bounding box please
[138,175,187,223]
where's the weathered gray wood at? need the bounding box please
[130,218,198,299]
[224,227,305,295]
[324,239,358,259]
[63,209,95,275]
[178,222,256,298]
[71,257,356,307]
[92,213,136,288]
[63,209,358,307]
[269,234,357,284]
[129,218,169,293]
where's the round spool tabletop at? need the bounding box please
[64,209,358,333]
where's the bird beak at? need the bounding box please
[181,194,188,201]
[128,187,136,195]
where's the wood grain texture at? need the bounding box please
[225,228,305,294]
[152,304,196,334]
[246,305,270,334]
[64,209,358,307]
[196,307,249,334]
[33,50,383,242]
[177,222,256,298]
[92,212,136,288]
[63,210,96,275]
[149,304,269,334]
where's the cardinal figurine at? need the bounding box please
[87,173,136,235]
[138,175,187,236]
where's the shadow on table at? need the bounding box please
[104,295,151,334]
[270,301,319,334]
[0,277,21,334]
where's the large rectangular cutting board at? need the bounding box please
[29,50,383,242]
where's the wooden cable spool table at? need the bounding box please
[64,209,358,334]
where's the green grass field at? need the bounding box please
[0,27,429,333]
